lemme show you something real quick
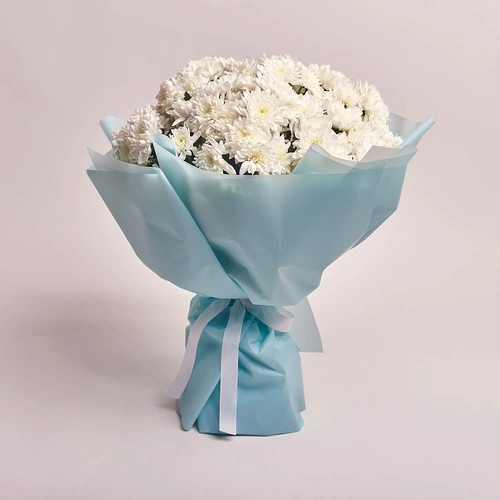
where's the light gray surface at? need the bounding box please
[1,0,499,498]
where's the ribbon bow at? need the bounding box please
[167,298,294,435]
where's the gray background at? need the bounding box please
[1,0,499,499]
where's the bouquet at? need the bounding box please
[87,55,433,436]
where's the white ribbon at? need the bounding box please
[167,298,230,399]
[167,298,294,435]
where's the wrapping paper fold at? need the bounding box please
[87,112,433,434]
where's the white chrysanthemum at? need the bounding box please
[223,57,259,91]
[294,93,326,121]
[308,63,347,91]
[189,93,224,131]
[329,78,362,108]
[298,66,322,95]
[156,79,181,115]
[240,87,289,132]
[381,128,403,149]
[355,80,390,127]
[188,93,238,140]
[232,133,292,175]
[234,140,281,175]
[256,74,301,120]
[348,126,381,159]
[112,105,165,165]
[157,75,197,115]
[224,118,272,157]
[183,56,229,82]
[209,98,240,139]
[169,126,200,160]
[348,124,402,160]
[258,55,302,85]
[293,116,353,162]
[194,139,235,175]
[324,96,363,131]
[169,99,194,127]
[142,55,403,172]
[271,134,293,174]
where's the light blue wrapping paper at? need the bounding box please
[87,112,433,435]
[179,296,305,436]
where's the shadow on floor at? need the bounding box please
[8,290,187,411]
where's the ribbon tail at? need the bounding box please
[167,299,230,399]
[219,300,246,435]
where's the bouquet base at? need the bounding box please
[176,296,306,436]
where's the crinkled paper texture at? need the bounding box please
[87,113,432,352]
[179,296,305,436]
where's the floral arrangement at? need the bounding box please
[111,55,402,175]
[88,56,433,436]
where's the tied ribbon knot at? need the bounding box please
[167,298,294,435]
